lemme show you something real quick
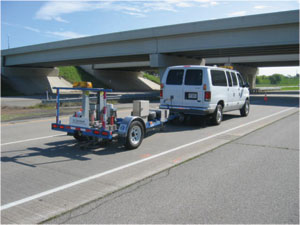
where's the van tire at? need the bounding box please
[211,104,223,125]
[240,99,250,117]
[125,121,144,150]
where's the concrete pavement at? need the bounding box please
[1,95,299,223]
[47,112,299,224]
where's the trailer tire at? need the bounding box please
[125,121,144,150]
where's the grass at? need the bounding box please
[58,66,109,88]
[256,75,299,86]
[143,73,160,84]
[281,86,300,91]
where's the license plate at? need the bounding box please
[186,92,197,99]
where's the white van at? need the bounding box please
[159,65,250,125]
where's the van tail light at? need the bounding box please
[160,84,164,98]
[204,91,211,101]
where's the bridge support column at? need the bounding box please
[1,66,68,95]
[232,65,258,89]
[150,54,205,80]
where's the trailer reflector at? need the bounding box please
[66,126,71,129]
[102,131,109,136]
[86,129,92,132]
[76,127,81,131]
[93,130,100,135]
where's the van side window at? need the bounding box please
[231,72,238,86]
[236,73,244,87]
[225,71,232,87]
[211,70,227,86]
[166,70,184,85]
[184,70,203,85]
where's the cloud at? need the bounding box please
[35,2,95,23]
[228,11,247,17]
[35,0,219,22]
[46,31,87,39]
[2,21,40,33]
[24,26,40,33]
[254,5,268,10]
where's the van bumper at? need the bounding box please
[160,105,215,115]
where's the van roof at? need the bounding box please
[167,65,238,72]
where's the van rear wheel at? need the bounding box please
[211,104,223,125]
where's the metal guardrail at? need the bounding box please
[250,87,281,94]
[42,93,160,104]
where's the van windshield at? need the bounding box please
[166,70,184,85]
[184,70,203,85]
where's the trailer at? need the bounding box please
[51,83,170,149]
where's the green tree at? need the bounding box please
[256,77,260,84]
[269,74,282,84]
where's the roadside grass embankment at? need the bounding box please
[58,66,110,88]
[143,73,160,84]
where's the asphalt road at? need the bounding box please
[1,94,299,223]
[48,112,299,224]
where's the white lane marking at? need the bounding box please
[1,107,297,211]
[1,134,65,146]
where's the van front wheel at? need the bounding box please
[211,104,223,125]
[240,99,250,117]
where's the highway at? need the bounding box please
[1,94,299,223]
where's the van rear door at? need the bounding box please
[162,69,184,107]
[182,69,203,107]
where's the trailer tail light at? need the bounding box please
[76,127,81,131]
[93,130,100,135]
[59,125,64,129]
[160,84,164,98]
[204,91,211,101]
[66,126,71,129]
[86,129,91,132]
[102,131,109,136]
[52,124,58,128]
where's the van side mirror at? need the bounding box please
[242,82,249,88]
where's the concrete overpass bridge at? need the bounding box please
[1,10,299,93]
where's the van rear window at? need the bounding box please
[166,70,184,85]
[211,70,227,86]
[184,70,203,85]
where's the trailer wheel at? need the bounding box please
[125,121,144,150]
[73,132,88,142]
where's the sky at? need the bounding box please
[1,0,299,76]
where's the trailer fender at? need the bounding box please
[118,116,146,138]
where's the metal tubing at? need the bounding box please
[56,88,60,123]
